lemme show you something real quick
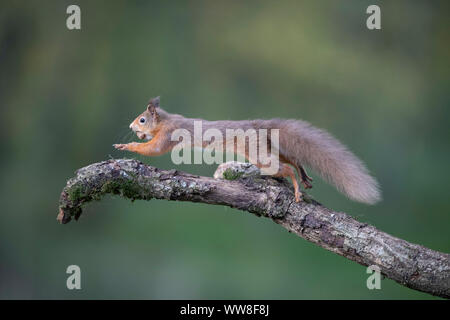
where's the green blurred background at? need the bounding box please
[0,0,448,299]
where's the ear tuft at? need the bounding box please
[146,96,160,122]
[148,96,160,108]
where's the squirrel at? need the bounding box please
[114,97,381,204]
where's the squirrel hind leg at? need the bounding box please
[293,163,313,189]
[273,163,303,202]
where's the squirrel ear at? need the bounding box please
[147,97,160,122]
[148,96,160,108]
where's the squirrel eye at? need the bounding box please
[139,117,146,124]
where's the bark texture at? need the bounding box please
[57,159,450,299]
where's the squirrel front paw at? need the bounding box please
[113,143,128,151]
[114,142,140,152]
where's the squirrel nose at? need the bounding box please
[129,123,133,129]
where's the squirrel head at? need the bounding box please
[129,96,161,140]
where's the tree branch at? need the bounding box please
[57,159,449,299]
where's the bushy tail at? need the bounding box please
[278,119,381,204]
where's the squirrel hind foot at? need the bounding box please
[294,190,303,202]
[301,180,313,189]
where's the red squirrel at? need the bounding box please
[114,97,381,204]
